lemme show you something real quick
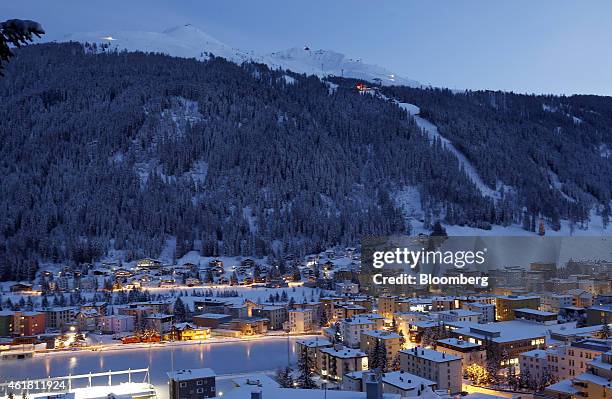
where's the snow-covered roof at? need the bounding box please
[400,347,461,363]
[193,313,232,319]
[546,379,580,395]
[381,371,436,391]
[296,337,332,348]
[437,338,481,349]
[321,346,367,359]
[362,330,401,340]
[145,313,173,319]
[514,308,557,317]
[231,373,280,389]
[343,318,375,325]
[436,309,481,317]
[453,320,549,343]
[520,349,547,358]
[498,295,539,301]
[167,368,216,381]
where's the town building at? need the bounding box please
[99,315,135,334]
[360,330,402,367]
[320,345,368,380]
[192,314,232,329]
[586,305,612,326]
[296,337,333,372]
[436,338,487,368]
[252,305,287,331]
[0,311,15,336]
[495,295,540,321]
[399,347,462,394]
[167,368,216,399]
[336,282,359,295]
[546,338,612,380]
[16,311,46,336]
[169,323,211,341]
[544,350,612,399]
[145,313,174,334]
[75,309,99,332]
[343,370,437,397]
[341,317,376,348]
[226,318,268,335]
[519,349,549,382]
[462,302,495,324]
[286,309,314,333]
[541,293,573,313]
[434,309,481,324]
[513,308,558,325]
[44,307,73,331]
[451,321,546,367]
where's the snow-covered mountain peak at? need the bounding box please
[62,25,421,87]
[161,24,224,46]
[266,46,420,86]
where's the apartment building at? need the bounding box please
[252,305,287,331]
[462,302,495,324]
[495,295,540,321]
[44,306,73,331]
[341,317,376,348]
[541,293,573,313]
[320,345,368,380]
[451,321,546,366]
[436,338,487,368]
[360,330,402,367]
[434,309,481,324]
[399,347,462,394]
[287,309,314,333]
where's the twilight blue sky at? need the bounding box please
[2,0,611,95]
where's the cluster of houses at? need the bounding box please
[2,253,612,398]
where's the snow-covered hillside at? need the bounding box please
[266,47,420,86]
[62,24,420,87]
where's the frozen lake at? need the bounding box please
[0,337,305,398]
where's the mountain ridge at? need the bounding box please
[61,24,421,87]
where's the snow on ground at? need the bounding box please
[545,169,576,203]
[267,47,420,86]
[179,285,325,311]
[62,25,421,87]
[159,237,177,262]
[242,206,258,233]
[600,144,612,159]
[392,186,425,233]
[542,103,583,124]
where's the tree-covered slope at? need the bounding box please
[0,43,491,279]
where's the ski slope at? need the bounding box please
[395,101,501,199]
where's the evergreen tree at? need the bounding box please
[0,19,44,75]
[296,348,315,389]
[275,366,293,388]
[174,297,187,322]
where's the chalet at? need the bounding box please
[169,323,211,341]
[136,258,163,270]
[10,283,33,293]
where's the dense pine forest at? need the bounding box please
[1,43,611,280]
